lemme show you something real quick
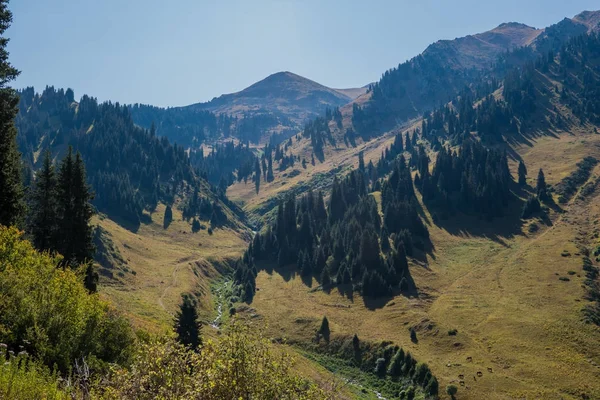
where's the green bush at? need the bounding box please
[0,226,135,373]
[0,351,74,400]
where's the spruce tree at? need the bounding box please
[30,150,58,252]
[71,152,95,265]
[164,204,173,229]
[0,1,24,227]
[56,147,75,263]
[358,151,365,172]
[267,156,274,182]
[537,168,548,200]
[518,160,527,186]
[254,157,261,194]
[174,294,202,350]
[319,316,330,342]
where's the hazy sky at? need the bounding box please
[8,0,599,107]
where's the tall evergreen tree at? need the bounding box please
[71,152,95,265]
[56,147,75,262]
[0,1,23,227]
[537,168,548,200]
[174,294,202,350]
[319,316,330,342]
[254,157,261,194]
[518,160,527,186]
[267,156,274,182]
[164,204,173,229]
[358,151,365,172]
[56,148,95,267]
[30,151,58,252]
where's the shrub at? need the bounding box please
[374,357,387,377]
[409,328,418,343]
[446,384,458,398]
[0,227,135,373]
[100,324,331,400]
[0,352,75,400]
[448,329,458,336]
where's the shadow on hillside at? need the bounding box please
[259,262,420,310]
[430,194,526,246]
[107,213,142,233]
[362,287,418,311]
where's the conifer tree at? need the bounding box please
[0,2,24,227]
[267,156,274,182]
[164,204,173,229]
[174,294,202,350]
[537,168,548,200]
[56,147,75,262]
[358,151,365,172]
[254,157,261,194]
[70,152,95,265]
[518,160,527,186]
[30,151,58,252]
[319,316,330,342]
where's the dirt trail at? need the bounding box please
[158,264,180,316]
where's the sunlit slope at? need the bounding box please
[240,128,600,399]
[96,203,250,331]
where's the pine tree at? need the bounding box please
[518,160,527,186]
[164,204,173,229]
[192,218,201,233]
[267,156,274,182]
[70,152,95,265]
[319,316,330,342]
[254,157,261,194]
[174,294,202,350]
[537,168,548,200]
[56,147,75,263]
[30,151,58,252]
[0,2,24,227]
[358,151,365,172]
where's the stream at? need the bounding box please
[210,280,231,329]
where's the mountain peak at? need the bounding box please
[493,22,536,31]
[572,10,600,32]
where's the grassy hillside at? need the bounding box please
[235,127,600,399]
[95,202,250,331]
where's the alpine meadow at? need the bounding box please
[3,1,600,399]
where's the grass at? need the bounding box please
[95,105,600,398]
[233,127,600,399]
[96,202,249,332]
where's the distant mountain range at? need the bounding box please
[344,10,600,136]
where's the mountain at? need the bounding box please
[196,71,356,120]
[345,10,600,140]
[223,24,600,400]
[421,22,542,71]
[130,72,364,146]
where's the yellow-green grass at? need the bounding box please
[96,203,249,332]
[239,129,600,399]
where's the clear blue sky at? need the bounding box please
[8,0,599,107]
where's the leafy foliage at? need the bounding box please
[0,226,135,373]
[100,324,332,400]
